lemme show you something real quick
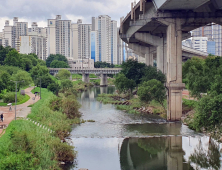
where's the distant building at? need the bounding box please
[20,22,47,60]
[207,40,216,55]
[91,15,118,64]
[1,17,28,50]
[192,25,222,56]
[78,20,92,59]
[192,37,208,52]
[47,15,71,59]
[0,32,3,46]
[69,59,94,69]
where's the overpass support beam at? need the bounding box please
[100,74,107,87]
[145,48,153,66]
[82,73,89,83]
[157,45,167,74]
[165,19,185,121]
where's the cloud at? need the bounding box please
[0,0,133,31]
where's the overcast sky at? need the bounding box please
[0,0,134,30]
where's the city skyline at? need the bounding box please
[0,0,133,30]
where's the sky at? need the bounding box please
[0,0,134,30]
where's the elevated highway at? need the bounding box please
[120,0,222,120]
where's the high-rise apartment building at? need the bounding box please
[192,25,222,56]
[1,17,28,50]
[20,22,48,60]
[111,20,117,64]
[47,15,71,59]
[91,15,117,64]
[77,19,92,59]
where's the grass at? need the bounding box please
[90,79,100,86]
[72,74,82,79]
[0,119,74,169]
[89,74,97,78]
[108,78,115,85]
[0,94,30,106]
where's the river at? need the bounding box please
[66,86,222,170]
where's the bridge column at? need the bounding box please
[157,45,167,74]
[100,74,107,87]
[166,18,185,121]
[82,73,89,83]
[145,48,153,66]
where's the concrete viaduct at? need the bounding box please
[49,68,121,86]
[120,0,222,121]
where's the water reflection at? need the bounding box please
[71,137,221,170]
[189,139,221,170]
[69,87,222,170]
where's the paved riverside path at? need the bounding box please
[0,87,40,136]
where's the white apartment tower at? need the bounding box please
[111,20,117,64]
[2,17,28,50]
[78,19,92,59]
[92,15,117,64]
[47,15,71,59]
[20,22,48,60]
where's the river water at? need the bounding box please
[67,86,222,170]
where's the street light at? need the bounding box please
[37,78,42,99]
[10,80,24,120]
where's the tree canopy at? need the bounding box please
[46,54,68,67]
[56,69,71,80]
[50,60,69,68]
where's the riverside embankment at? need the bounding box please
[0,87,81,169]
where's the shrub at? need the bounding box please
[189,94,222,131]
[3,92,16,103]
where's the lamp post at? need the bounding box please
[37,78,42,99]
[10,80,24,120]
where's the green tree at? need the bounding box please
[141,65,166,84]
[50,60,69,68]
[30,64,49,78]
[115,73,136,95]
[121,59,146,85]
[11,70,33,89]
[138,79,166,109]
[47,83,60,96]
[20,57,33,71]
[56,69,71,80]
[4,49,21,67]
[60,80,73,90]
[46,54,68,67]
[36,75,54,88]
[0,45,13,65]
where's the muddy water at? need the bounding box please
[67,86,222,170]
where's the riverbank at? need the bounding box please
[0,87,82,169]
[97,93,167,118]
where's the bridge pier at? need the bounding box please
[157,45,167,74]
[165,19,185,121]
[82,73,89,83]
[100,74,107,87]
[145,48,153,66]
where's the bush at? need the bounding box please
[3,92,16,103]
[189,94,222,131]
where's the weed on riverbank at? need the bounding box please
[0,120,75,169]
[0,87,82,169]
[97,93,167,117]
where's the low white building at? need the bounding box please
[192,37,208,53]
[69,59,94,69]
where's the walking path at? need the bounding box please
[0,87,40,136]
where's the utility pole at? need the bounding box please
[10,80,24,120]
